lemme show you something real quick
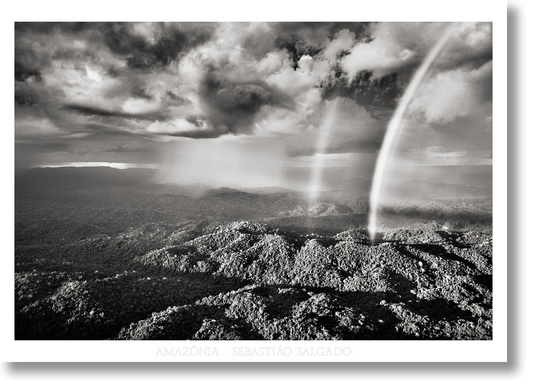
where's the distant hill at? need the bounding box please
[204,187,244,196]
[15,167,492,242]
[386,179,491,201]
[242,186,295,195]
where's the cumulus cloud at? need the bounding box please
[340,23,445,80]
[340,22,492,81]
[408,61,492,123]
[439,22,492,70]
[196,66,297,134]
[100,22,217,71]
[323,29,356,62]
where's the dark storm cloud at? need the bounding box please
[102,22,216,71]
[152,129,225,139]
[102,144,152,153]
[15,22,99,73]
[328,22,372,39]
[321,69,403,110]
[15,22,220,154]
[274,36,322,70]
[240,22,329,60]
[15,83,41,106]
[271,22,370,45]
[197,67,296,134]
[186,115,204,127]
[63,103,167,122]
[165,91,189,105]
[131,86,154,100]
[15,60,42,82]
[15,22,217,74]
[81,123,139,137]
[15,22,93,34]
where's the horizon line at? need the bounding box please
[35,162,159,170]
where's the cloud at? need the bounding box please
[323,29,356,62]
[233,22,370,70]
[196,66,297,134]
[15,115,65,140]
[408,61,492,123]
[101,22,217,71]
[62,103,167,122]
[321,69,402,110]
[340,23,443,80]
[15,82,42,106]
[266,64,318,96]
[438,23,492,71]
[145,117,224,139]
[165,91,189,105]
[15,22,492,189]
[270,22,369,49]
[15,24,211,145]
[15,60,42,82]
[274,36,322,70]
[183,23,371,144]
[340,22,492,82]
[131,86,154,100]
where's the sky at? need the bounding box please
[14,22,493,193]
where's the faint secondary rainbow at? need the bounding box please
[368,24,458,241]
[308,99,339,201]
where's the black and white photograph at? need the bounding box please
[8,0,511,365]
